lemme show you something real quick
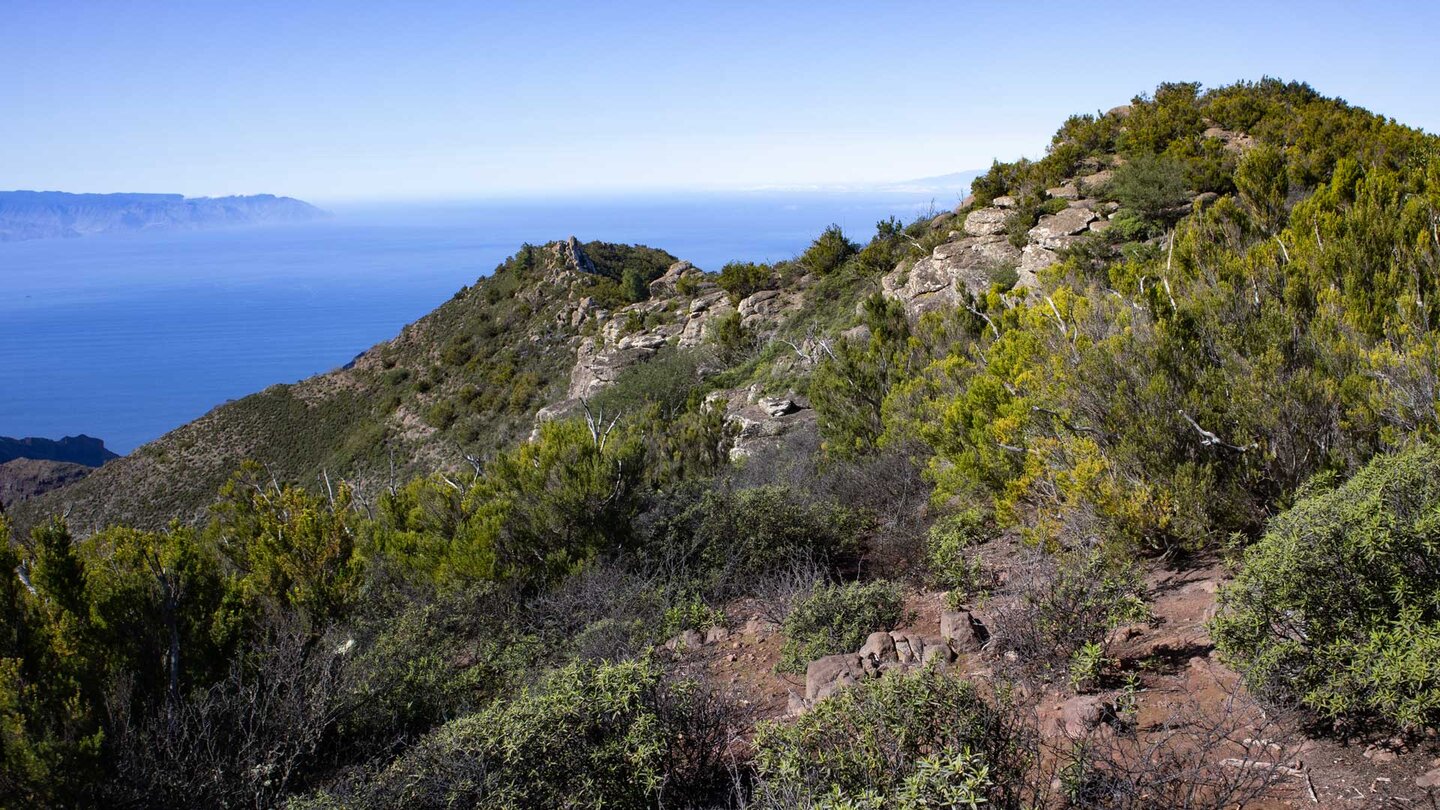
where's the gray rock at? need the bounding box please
[1088,219,1112,233]
[664,629,704,653]
[991,195,1017,209]
[940,610,984,653]
[806,654,864,701]
[1017,245,1059,288]
[882,235,1022,316]
[1029,207,1096,248]
[1046,184,1080,200]
[963,207,1008,237]
[859,631,897,665]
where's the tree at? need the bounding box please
[620,267,649,303]
[800,224,858,275]
[810,294,915,457]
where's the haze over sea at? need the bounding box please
[0,191,957,454]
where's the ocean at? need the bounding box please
[0,191,959,454]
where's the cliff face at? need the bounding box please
[0,458,93,504]
[0,191,326,241]
[0,434,118,467]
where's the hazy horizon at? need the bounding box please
[8,1,1440,201]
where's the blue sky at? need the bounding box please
[5,1,1438,201]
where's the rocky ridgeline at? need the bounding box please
[880,117,1255,318]
[534,239,814,456]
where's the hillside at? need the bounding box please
[7,79,1440,808]
[0,191,325,241]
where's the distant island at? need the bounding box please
[0,190,327,241]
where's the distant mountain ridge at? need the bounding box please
[0,190,327,241]
[0,434,119,467]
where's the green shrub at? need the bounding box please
[717,260,775,303]
[752,666,1034,808]
[676,485,865,599]
[1213,445,1440,729]
[801,224,859,275]
[925,509,997,606]
[301,658,733,809]
[778,580,907,673]
[1110,153,1189,224]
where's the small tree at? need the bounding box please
[801,224,859,275]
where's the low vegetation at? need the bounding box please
[4,78,1440,807]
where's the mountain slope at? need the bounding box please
[13,238,682,532]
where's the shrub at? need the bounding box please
[671,485,865,600]
[1109,153,1189,224]
[801,224,859,275]
[990,549,1149,680]
[751,666,1035,808]
[925,509,997,606]
[777,580,907,673]
[298,658,735,809]
[1213,444,1440,729]
[716,261,775,303]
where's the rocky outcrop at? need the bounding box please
[881,235,1021,315]
[710,388,817,461]
[1028,207,1096,249]
[963,207,1008,236]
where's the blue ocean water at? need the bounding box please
[0,192,957,454]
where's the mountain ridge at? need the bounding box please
[0,190,327,241]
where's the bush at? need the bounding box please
[777,580,907,673]
[302,659,735,809]
[801,224,859,275]
[716,261,775,303]
[925,509,997,605]
[1213,444,1440,729]
[751,666,1035,808]
[1109,154,1189,224]
[990,549,1149,680]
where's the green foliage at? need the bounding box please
[752,666,1033,809]
[1110,153,1189,225]
[717,260,776,303]
[677,485,865,597]
[460,417,647,588]
[1214,445,1440,728]
[620,267,650,303]
[778,580,906,673]
[304,658,730,809]
[810,294,916,458]
[925,509,997,604]
[802,224,860,276]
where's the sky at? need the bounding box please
[5,1,1439,202]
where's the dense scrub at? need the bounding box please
[4,78,1440,807]
[1214,444,1440,729]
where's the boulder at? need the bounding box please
[1088,219,1112,233]
[1017,244,1059,287]
[991,195,1017,209]
[648,260,702,297]
[705,625,730,645]
[963,207,1008,237]
[806,654,865,702]
[1076,169,1114,193]
[940,610,985,653]
[859,631,897,666]
[664,629,704,653]
[1046,184,1080,200]
[1029,207,1096,248]
[1060,694,1113,738]
[882,235,1022,316]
